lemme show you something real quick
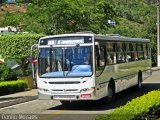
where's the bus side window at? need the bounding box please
[125,43,132,62]
[95,45,100,66]
[95,44,105,76]
[99,47,105,66]
[131,43,138,61]
[146,43,150,59]
[106,42,116,64]
[95,45,105,67]
[116,42,125,63]
[137,43,144,60]
[143,43,147,59]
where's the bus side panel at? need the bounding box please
[95,65,112,99]
[95,64,130,99]
[96,59,151,99]
[120,59,151,90]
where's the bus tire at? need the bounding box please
[107,82,115,103]
[135,72,142,91]
[102,81,115,104]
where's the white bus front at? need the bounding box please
[37,35,96,101]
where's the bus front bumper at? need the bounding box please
[38,91,97,100]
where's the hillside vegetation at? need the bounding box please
[107,0,157,65]
[0,3,26,26]
[0,12,4,26]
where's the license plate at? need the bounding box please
[53,95,76,99]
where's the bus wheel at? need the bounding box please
[135,72,142,91]
[107,82,115,103]
[102,82,115,104]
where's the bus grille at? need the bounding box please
[52,89,79,93]
[49,81,80,84]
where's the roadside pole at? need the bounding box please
[157,0,160,67]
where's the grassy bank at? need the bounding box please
[96,90,160,120]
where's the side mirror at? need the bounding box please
[32,58,38,64]
[30,44,38,78]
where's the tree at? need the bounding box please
[23,0,116,34]
[3,12,23,27]
[2,0,116,34]
[106,0,157,66]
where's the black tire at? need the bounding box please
[135,73,142,91]
[102,82,115,104]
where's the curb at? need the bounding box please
[0,96,38,108]
[151,68,160,71]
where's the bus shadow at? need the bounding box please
[48,83,160,111]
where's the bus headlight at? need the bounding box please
[38,87,49,92]
[81,87,95,92]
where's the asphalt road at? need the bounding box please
[0,70,160,120]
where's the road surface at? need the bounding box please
[0,70,160,120]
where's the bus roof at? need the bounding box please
[94,34,150,43]
[40,33,94,40]
[40,33,149,43]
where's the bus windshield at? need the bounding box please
[38,46,93,77]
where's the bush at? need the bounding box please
[96,90,160,120]
[0,80,27,95]
[16,0,23,3]
[0,34,44,76]
[0,64,17,81]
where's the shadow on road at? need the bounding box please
[48,83,160,111]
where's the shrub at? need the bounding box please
[0,80,27,95]
[96,90,160,120]
[0,64,17,81]
[16,0,23,3]
[0,34,44,76]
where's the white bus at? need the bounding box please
[31,32,151,104]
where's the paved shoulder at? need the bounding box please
[0,89,38,108]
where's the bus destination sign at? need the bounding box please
[40,36,92,45]
[48,39,84,45]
